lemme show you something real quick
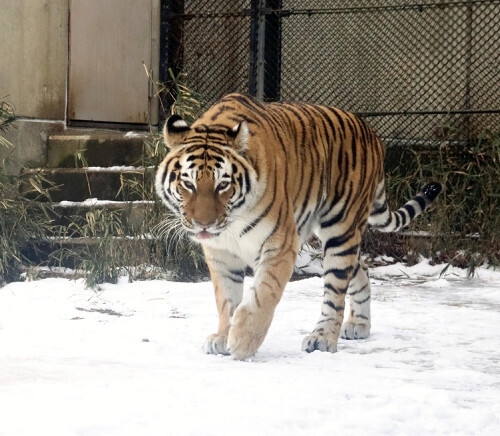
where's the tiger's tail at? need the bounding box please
[368,181,442,233]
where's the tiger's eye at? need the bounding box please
[183,181,195,191]
[217,181,230,192]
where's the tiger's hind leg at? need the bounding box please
[302,227,362,354]
[341,257,371,340]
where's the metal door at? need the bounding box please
[68,0,159,125]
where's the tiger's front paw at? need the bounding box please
[302,331,338,354]
[203,333,230,355]
[227,306,270,360]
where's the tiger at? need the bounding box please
[155,93,442,360]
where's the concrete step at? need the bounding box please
[22,237,164,270]
[22,167,154,202]
[22,129,162,259]
[48,199,157,234]
[21,197,165,269]
[47,131,147,168]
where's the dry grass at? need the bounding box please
[364,127,500,274]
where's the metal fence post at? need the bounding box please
[249,0,264,98]
[263,0,282,101]
[248,0,282,100]
[159,0,185,115]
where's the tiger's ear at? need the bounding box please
[226,122,249,154]
[163,114,191,149]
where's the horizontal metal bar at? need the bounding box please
[165,10,253,21]
[165,0,499,20]
[356,109,500,117]
[275,1,500,17]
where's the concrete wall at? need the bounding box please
[0,0,68,170]
[0,0,68,120]
[1,120,65,173]
[0,0,160,170]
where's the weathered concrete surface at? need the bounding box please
[47,132,147,168]
[0,119,65,174]
[1,119,150,173]
[22,167,154,202]
[0,0,68,120]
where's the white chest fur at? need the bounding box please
[200,218,273,267]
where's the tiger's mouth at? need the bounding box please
[197,230,213,239]
[181,218,225,240]
[190,228,222,240]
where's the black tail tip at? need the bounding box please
[422,181,442,201]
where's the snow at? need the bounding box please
[124,131,147,138]
[1,261,499,435]
[75,166,153,172]
[56,199,155,208]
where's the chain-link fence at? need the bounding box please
[160,1,251,109]
[161,0,500,143]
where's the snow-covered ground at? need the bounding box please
[1,260,499,435]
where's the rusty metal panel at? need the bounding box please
[68,0,153,124]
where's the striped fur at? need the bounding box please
[155,93,442,359]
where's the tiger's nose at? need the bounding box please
[192,218,217,229]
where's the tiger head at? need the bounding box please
[155,115,258,241]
